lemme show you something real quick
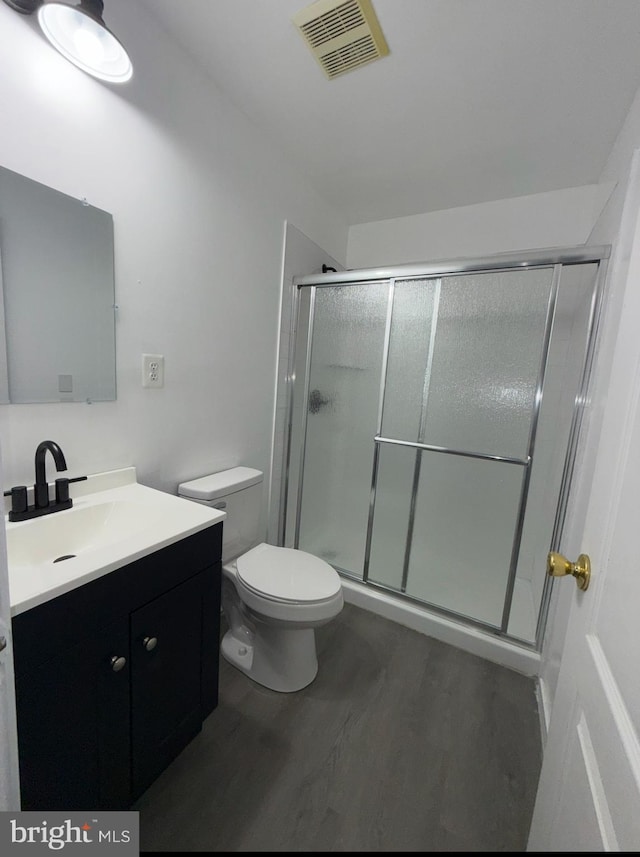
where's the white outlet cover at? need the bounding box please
[142,353,164,388]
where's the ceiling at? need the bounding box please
[139,0,640,225]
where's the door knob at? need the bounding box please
[547,551,591,591]
[110,655,127,672]
[143,636,157,651]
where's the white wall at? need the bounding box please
[0,2,348,500]
[346,183,614,269]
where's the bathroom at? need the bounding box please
[1,0,640,851]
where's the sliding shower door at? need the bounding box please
[367,270,554,629]
[284,255,603,644]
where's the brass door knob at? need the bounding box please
[547,551,591,591]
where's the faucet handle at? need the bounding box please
[55,478,70,504]
[4,486,28,516]
[55,475,87,505]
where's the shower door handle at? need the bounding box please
[547,551,591,591]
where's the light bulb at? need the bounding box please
[37,2,132,84]
[72,24,106,66]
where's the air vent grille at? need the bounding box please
[322,35,379,77]
[293,0,389,79]
[299,1,365,48]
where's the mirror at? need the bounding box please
[0,166,116,404]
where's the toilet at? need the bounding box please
[177,467,343,692]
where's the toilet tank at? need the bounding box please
[177,467,263,563]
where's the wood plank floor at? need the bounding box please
[135,603,542,852]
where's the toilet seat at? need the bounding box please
[236,543,341,604]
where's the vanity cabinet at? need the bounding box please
[14,616,130,810]
[11,522,222,810]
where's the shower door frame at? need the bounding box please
[278,245,610,651]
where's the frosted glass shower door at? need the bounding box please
[295,283,390,576]
[370,443,527,626]
[367,269,554,628]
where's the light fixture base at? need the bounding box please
[2,0,40,13]
[78,0,105,24]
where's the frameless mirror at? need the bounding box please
[0,166,116,404]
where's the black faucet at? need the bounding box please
[3,440,87,522]
[34,440,67,509]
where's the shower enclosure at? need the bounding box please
[276,247,608,649]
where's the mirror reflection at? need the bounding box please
[0,166,116,404]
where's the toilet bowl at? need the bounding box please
[221,542,343,692]
[178,467,343,692]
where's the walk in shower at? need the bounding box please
[276,247,608,651]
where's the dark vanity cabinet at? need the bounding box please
[11,523,222,810]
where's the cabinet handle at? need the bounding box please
[110,655,127,672]
[143,636,158,652]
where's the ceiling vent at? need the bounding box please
[293,0,389,80]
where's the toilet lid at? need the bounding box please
[236,543,341,603]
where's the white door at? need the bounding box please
[528,157,640,851]
[0,444,20,810]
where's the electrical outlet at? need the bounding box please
[142,354,164,388]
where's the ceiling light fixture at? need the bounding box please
[37,0,132,83]
[2,0,132,83]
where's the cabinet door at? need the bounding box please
[130,573,205,799]
[15,618,130,810]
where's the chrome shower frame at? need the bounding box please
[277,245,610,651]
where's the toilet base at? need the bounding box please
[221,624,318,693]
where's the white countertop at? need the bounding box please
[5,467,225,617]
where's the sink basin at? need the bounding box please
[7,500,178,569]
[5,467,225,616]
